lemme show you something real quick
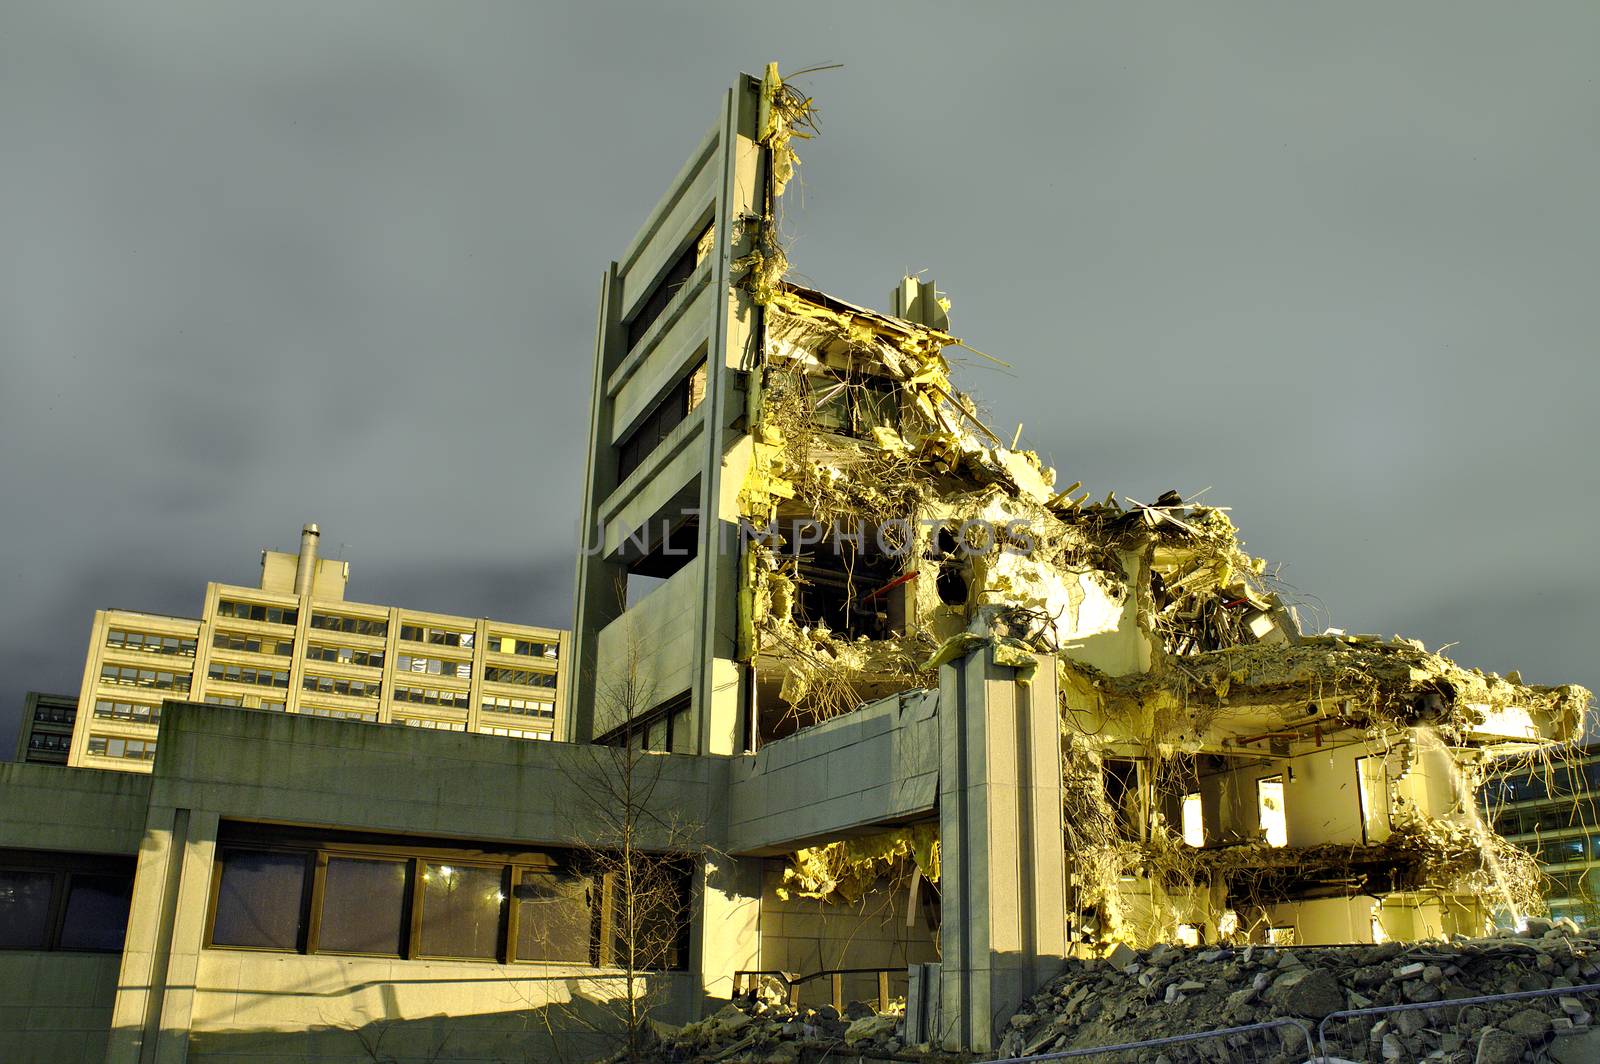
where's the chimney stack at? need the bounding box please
[295,523,320,598]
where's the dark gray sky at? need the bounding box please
[3,2,1596,752]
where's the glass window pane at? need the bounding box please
[515,872,592,963]
[211,851,306,950]
[59,874,134,951]
[0,870,55,949]
[420,863,503,959]
[319,858,408,955]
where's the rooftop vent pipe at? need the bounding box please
[295,523,320,597]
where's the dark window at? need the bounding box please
[419,863,504,959]
[0,870,54,949]
[310,613,387,637]
[516,872,592,963]
[483,667,558,689]
[624,225,712,351]
[616,360,707,482]
[217,601,298,626]
[211,851,308,950]
[0,852,135,953]
[320,858,408,955]
[59,875,133,951]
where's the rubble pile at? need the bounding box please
[650,998,966,1064]
[998,921,1600,1063]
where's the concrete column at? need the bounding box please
[106,807,219,1064]
[691,854,762,1015]
[937,647,1068,1052]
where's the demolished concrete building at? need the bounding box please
[569,66,1592,1048]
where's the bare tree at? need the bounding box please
[532,597,706,1063]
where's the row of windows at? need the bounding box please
[87,735,157,761]
[485,637,559,660]
[27,733,70,754]
[400,717,466,731]
[208,828,686,969]
[306,644,384,668]
[1533,835,1600,866]
[94,699,162,724]
[217,601,298,626]
[101,665,190,691]
[481,696,556,719]
[303,674,381,700]
[484,667,557,689]
[208,663,289,688]
[616,360,707,482]
[107,629,197,656]
[213,631,294,656]
[394,685,470,709]
[400,624,474,648]
[205,695,243,706]
[0,852,134,953]
[1486,760,1600,804]
[302,707,378,723]
[311,612,387,637]
[1493,799,1600,837]
[397,654,472,679]
[32,703,74,725]
[480,726,552,741]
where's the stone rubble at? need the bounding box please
[648,997,974,1064]
[996,919,1600,1063]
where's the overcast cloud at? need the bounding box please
[2,1,1596,752]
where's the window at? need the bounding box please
[259,700,286,713]
[399,624,475,649]
[420,863,504,959]
[205,825,687,969]
[597,695,691,754]
[516,871,592,963]
[216,600,298,626]
[804,370,899,439]
[32,701,74,725]
[306,644,383,668]
[213,631,293,656]
[211,851,308,950]
[616,359,708,481]
[393,685,470,709]
[396,654,472,680]
[107,630,197,656]
[0,851,135,953]
[207,663,289,688]
[310,612,387,637]
[86,735,157,761]
[302,674,381,699]
[94,699,161,723]
[204,694,243,706]
[481,696,556,719]
[1257,776,1288,848]
[483,667,557,689]
[1181,794,1204,848]
[59,875,134,951]
[623,223,713,351]
[0,870,53,949]
[1357,756,1391,844]
[319,858,408,955]
[100,665,190,691]
[485,636,559,659]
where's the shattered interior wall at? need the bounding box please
[732,66,1593,951]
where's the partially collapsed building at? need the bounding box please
[569,65,1592,1047]
[0,66,1593,1062]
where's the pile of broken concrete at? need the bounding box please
[998,919,1600,1063]
[650,997,964,1063]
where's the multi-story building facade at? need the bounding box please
[66,524,569,772]
[1484,745,1600,925]
[14,692,78,764]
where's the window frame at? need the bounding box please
[0,849,136,954]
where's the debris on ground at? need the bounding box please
[649,997,976,1063]
[996,921,1600,1062]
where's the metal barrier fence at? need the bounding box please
[987,1017,1316,1063]
[1314,980,1600,1062]
[986,982,1600,1063]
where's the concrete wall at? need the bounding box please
[0,952,122,1064]
[594,558,702,736]
[726,689,940,855]
[0,761,150,854]
[757,860,937,1007]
